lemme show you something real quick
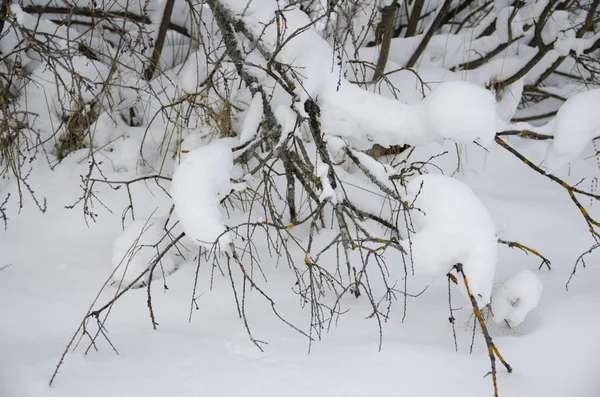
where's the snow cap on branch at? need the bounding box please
[402,174,498,305]
[321,81,498,150]
[545,89,600,171]
[171,142,234,248]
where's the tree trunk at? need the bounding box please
[373,2,398,82]
[405,0,425,37]
[144,0,176,81]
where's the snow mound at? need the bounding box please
[171,142,233,248]
[104,137,154,173]
[112,217,176,287]
[491,270,543,327]
[545,89,600,171]
[403,174,498,305]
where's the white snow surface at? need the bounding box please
[111,217,177,287]
[492,270,543,326]
[403,174,498,305]
[545,89,600,171]
[171,142,233,248]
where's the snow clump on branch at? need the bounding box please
[402,174,498,305]
[545,89,600,171]
[491,270,543,327]
[171,142,234,248]
[321,81,498,150]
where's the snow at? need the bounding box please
[402,174,498,305]
[421,81,498,148]
[170,142,234,248]
[239,94,263,144]
[491,270,544,327]
[320,81,497,150]
[4,0,600,396]
[180,129,207,153]
[541,11,572,48]
[315,163,337,203]
[3,139,600,397]
[212,0,500,152]
[495,80,524,122]
[545,89,600,171]
[274,105,297,144]
[110,139,147,172]
[20,55,110,152]
[463,58,522,87]
[111,217,177,287]
[221,0,334,101]
[495,7,525,42]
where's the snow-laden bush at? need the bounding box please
[2,0,600,394]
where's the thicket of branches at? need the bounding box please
[1,0,599,394]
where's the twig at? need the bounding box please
[448,264,512,397]
[498,239,552,270]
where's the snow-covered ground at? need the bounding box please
[2,139,600,397]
